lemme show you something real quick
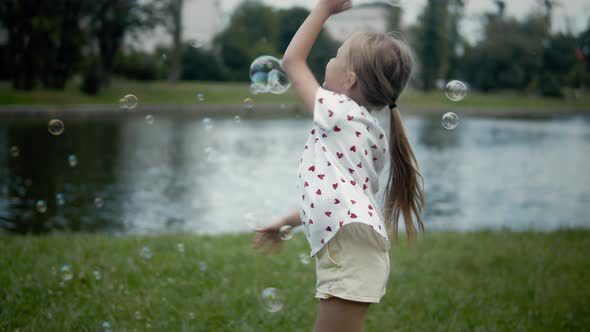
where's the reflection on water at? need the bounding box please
[1,111,589,235]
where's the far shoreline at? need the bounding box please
[0,103,589,119]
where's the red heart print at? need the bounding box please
[302,194,305,200]
[368,204,373,210]
[340,178,346,183]
[318,174,325,180]
[332,183,338,190]
[325,212,332,217]
[369,224,374,229]
[373,157,378,161]
[350,180,356,185]
[363,184,368,190]
[328,110,334,117]
[355,131,361,137]
[337,152,343,159]
[302,221,306,226]
[351,200,357,204]
[325,226,332,231]
[350,145,356,152]
[357,162,362,168]
[371,144,378,149]
[347,210,350,215]
[339,221,344,228]
[319,98,324,104]
[311,203,315,208]
[379,133,384,139]
[334,125,341,132]
[383,148,387,154]
[311,129,315,135]
[322,133,328,138]
[347,115,354,121]
[378,225,382,230]
[304,181,309,187]
[322,146,327,152]
[308,165,315,171]
[366,126,370,132]
[316,189,322,195]
[305,145,308,150]
[303,210,306,215]
[348,168,355,174]
[361,112,365,116]
[321,238,325,244]
[350,213,358,219]
[365,149,368,156]
[327,161,331,166]
[334,198,340,204]
[368,211,373,217]
[309,219,314,224]
[315,138,319,143]
[365,177,369,182]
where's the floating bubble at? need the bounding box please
[120,94,138,109]
[60,264,73,282]
[249,55,290,94]
[176,243,185,253]
[268,69,291,95]
[94,197,104,208]
[190,36,205,48]
[384,0,406,7]
[233,115,241,123]
[243,98,254,110]
[196,93,205,102]
[10,146,20,158]
[55,193,65,206]
[145,114,154,125]
[260,287,283,313]
[101,321,113,332]
[134,311,142,320]
[48,119,65,136]
[140,246,153,260]
[299,253,310,265]
[68,154,78,167]
[445,80,468,102]
[279,225,293,241]
[36,200,47,213]
[93,269,102,281]
[199,261,208,272]
[161,53,168,61]
[441,112,460,130]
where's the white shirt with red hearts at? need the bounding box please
[298,87,391,256]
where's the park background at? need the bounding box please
[1,0,589,331]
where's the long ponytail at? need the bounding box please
[384,107,424,242]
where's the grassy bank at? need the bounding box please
[1,80,589,112]
[1,229,589,331]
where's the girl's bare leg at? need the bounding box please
[313,297,370,332]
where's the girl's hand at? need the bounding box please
[319,0,353,15]
[251,220,288,254]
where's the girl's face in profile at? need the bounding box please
[323,38,352,94]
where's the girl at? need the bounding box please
[252,0,425,331]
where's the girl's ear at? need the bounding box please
[345,71,357,90]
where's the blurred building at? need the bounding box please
[324,3,391,42]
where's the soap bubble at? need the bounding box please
[385,0,406,6]
[190,36,205,48]
[120,94,138,109]
[36,200,48,213]
[196,93,205,102]
[145,115,154,125]
[441,112,460,130]
[233,115,241,123]
[445,80,468,102]
[48,119,65,136]
[93,269,102,281]
[299,253,310,265]
[55,193,65,206]
[68,154,78,167]
[140,246,153,260]
[243,98,254,110]
[176,243,185,253]
[249,55,290,95]
[260,287,283,313]
[279,225,293,241]
[60,264,73,282]
[94,197,104,208]
[101,321,113,332]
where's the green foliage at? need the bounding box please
[80,60,101,95]
[113,51,161,81]
[181,45,227,81]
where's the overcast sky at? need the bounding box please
[218,0,590,42]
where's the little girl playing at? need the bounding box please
[252,1,425,331]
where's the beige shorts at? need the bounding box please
[314,222,390,303]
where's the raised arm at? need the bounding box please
[281,0,352,113]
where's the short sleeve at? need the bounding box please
[313,87,344,132]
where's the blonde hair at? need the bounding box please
[346,32,425,243]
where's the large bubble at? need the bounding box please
[445,80,468,102]
[249,55,290,95]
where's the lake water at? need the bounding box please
[1,110,589,235]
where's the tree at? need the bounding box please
[415,0,450,91]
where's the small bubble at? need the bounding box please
[243,98,254,110]
[36,200,47,213]
[134,311,142,320]
[93,269,102,281]
[196,93,205,102]
[68,154,78,167]
[140,246,153,260]
[445,80,468,102]
[441,112,460,130]
[120,94,139,109]
[260,287,283,313]
[176,243,185,253]
[233,115,241,123]
[55,193,65,206]
[385,0,406,7]
[299,253,310,265]
[94,197,104,208]
[145,114,154,125]
[190,37,205,48]
[10,146,20,158]
[60,264,73,282]
[48,119,65,136]
[279,225,293,241]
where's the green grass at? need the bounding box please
[1,229,589,331]
[1,80,589,111]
